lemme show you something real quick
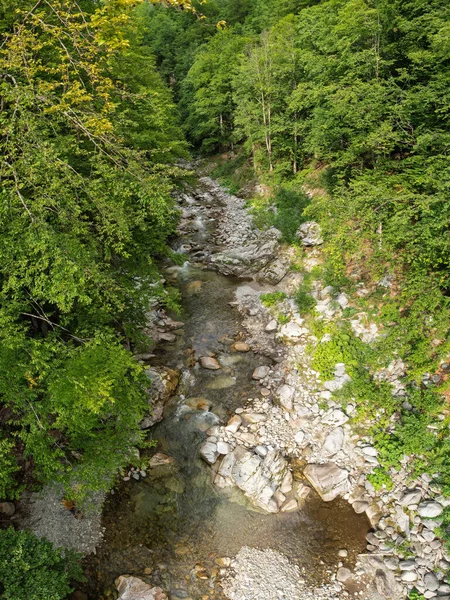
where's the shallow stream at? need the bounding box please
[86,179,369,600]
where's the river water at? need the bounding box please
[85,178,369,600]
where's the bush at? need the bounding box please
[250,186,311,243]
[260,291,287,307]
[0,528,84,600]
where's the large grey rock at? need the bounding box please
[276,384,295,412]
[214,446,288,513]
[296,221,323,246]
[115,576,167,600]
[257,257,290,285]
[418,501,443,518]
[141,367,180,429]
[303,463,350,501]
[400,488,422,507]
[424,572,439,592]
[210,228,281,277]
[322,428,344,456]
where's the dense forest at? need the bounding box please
[2,0,450,598]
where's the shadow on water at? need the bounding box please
[85,182,369,599]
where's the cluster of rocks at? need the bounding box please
[222,547,344,600]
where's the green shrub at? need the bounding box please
[260,291,287,307]
[0,528,84,600]
[367,467,394,491]
[249,186,311,243]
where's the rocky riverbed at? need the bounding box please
[19,173,450,600]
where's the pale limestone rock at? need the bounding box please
[225,415,242,433]
[115,576,167,600]
[276,384,295,412]
[322,427,344,457]
[303,463,350,501]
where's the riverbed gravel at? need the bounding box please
[222,547,343,600]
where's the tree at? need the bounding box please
[183,28,247,150]
[0,528,84,600]
[0,0,186,501]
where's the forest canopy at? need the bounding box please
[0,0,188,501]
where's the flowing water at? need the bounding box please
[85,179,369,600]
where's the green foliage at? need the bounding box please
[293,279,316,314]
[250,186,310,243]
[277,313,290,325]
[0,528,84,600]
[0,438,22,500]
[260,291,287,307]
[367,467,394,492]
[0,1,186,499]
[311,323,366,380]
[408,590,426,600]
[434,506,450,554]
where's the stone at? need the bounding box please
[214,446,288,513]
[276,384,295,412]
[399,560,416,571]
[215,557,231,568]
[418,502,443,518]
[361,445,378,457]
[149,453,176,468]
[352,500,369,514]
[225,415,242,433]
[115,576,168,600]
[257,257,290,285]
[400,488,422,506]
[303,463,350,501]
[294,430,305,445]
[0,502,15,516]
[280,471,293,494]
[296,221,323,246]
[337,293,349,308]
[365,502,383,527]
[401,571,418,582]
[321,409,349,426]
[185,397,211,411]
[200,441,219,464]
[141,367,180,429]
[278,322,307,340]
[424,573,439,592]
[338,549,348,558]
[322,427,344,457]
[217,442,231,455]
[199,357,221,370]
[280,499,298,512]
[242,413,267,424]
[233,342,250,352]
[295,482,311,500]
[265,319,278,332]
[252,366,270,380]
[336,567,352,583]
